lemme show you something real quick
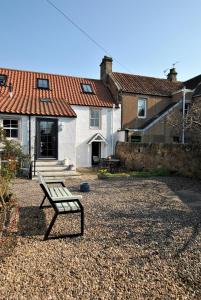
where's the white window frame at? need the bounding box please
[137,98,147,118]
[89,108,101,129]
[1,118,21,140]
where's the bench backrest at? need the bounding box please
[37,172,51,197]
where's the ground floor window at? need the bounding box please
[3,119,19,138]
[131,135,142,143]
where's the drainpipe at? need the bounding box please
[28,115,31,156]
[182,87,186,144]
[111,104,115,154]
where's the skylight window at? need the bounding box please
[0,74,7,86]
[40,98,51,103]
[37,78,49,89]
[81,83,93,94]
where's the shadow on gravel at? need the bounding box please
[18,206,47,237]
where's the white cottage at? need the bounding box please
[0,68,121,177]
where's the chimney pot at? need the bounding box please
[167,68,177,81]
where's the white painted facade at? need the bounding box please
[0,104,121,168]
[72,104,121,167]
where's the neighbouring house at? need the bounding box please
[0,68,121,177]
[100,56,201,143]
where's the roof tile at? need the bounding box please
[0,68,114,117]
[112,72,183,96]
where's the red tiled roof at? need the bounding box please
[0,68,114,117]
[112,72,183,96]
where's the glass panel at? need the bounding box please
[82,84,93,93]
[38,79,49,89]
[11,129,18,138]
[4,129,10,137]
[11,120,18,128]
[138,99,146,117]
[39,121,56,158]
[3,120,11,127]
[90,109,100,128]
[0,75,7,86]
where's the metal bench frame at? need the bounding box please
[38,173,84,240]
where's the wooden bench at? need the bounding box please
[38,172,84,240]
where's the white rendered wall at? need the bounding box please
[0,114,30,154]
[30,116,76,167]
[72,105,121,167]
[0,114,76,168]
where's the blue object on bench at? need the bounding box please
[80,182,90,192]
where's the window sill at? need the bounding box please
[138,116,146,119]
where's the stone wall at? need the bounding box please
[116,142,201,178]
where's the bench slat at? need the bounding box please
[58,187,72,197]
[55,201,80,212]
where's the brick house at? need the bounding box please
[100,56,201,143]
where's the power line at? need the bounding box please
[44,0,132,73]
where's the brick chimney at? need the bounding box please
[100,56,113,83]
[167,68,177,81]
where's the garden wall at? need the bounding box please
[115,142,201,178]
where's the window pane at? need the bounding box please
[3,119,18,138]
[38,79,49,89]
[82,84,93,93]
[11,120,18,128]
[0,74,7,86]
[4,129,10,137]
[3,120,11,127]
[138,99,146,117]
[11,129,18,138]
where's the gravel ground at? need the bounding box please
[0,175,201,299]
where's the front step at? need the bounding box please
[32,170,81,180]
[35,166,68,172]
[35,160,63,166]
[32,160,78,179]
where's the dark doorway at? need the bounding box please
[36,118,58,159]
[92,142,101,165]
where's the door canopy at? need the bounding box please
[87,133,108,144]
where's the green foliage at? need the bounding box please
[97,167,172,179]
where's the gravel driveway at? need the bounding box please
[0,175,201,299]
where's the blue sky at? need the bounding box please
[1,0,201,81]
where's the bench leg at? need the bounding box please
[81,209,84,236]
[44,213,58,240]
[40,195,47,209]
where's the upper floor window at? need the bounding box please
[138,98,146,118]
[3,119,19,138]
[81,83,93,94]
[0,74,7,86]
[37,78,49,89]
[184,103,190,115]
[90,108,101,128]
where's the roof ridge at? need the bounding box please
[0,66,100,82]
[112,71,182,83]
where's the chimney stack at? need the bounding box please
[100,56,113,83]
[167,68,177,82]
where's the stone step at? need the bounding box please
[32,170,79,177]
[35,160,63,166]
[34,166,68,172]
[32,171,81,180]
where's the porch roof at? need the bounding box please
[87,133,108,144]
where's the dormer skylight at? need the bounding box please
[81,83,93,94]
[37,78,49,89]
[0,74,7,86]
